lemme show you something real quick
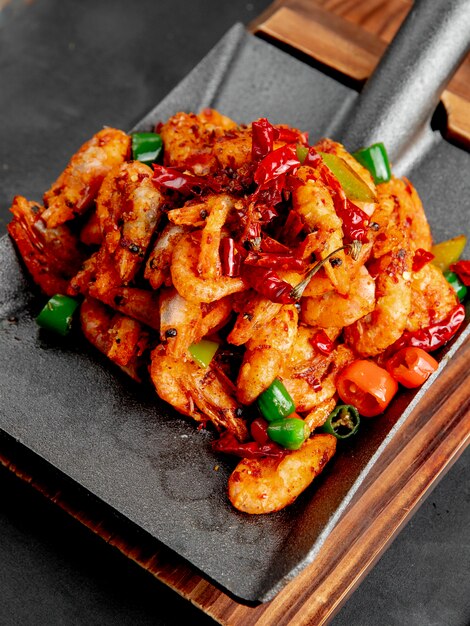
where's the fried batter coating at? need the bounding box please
[42,128,130,228]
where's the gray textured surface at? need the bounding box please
[0,0,469,622]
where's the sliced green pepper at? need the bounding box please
[319,152,376,203]
[431,235,467,272]
[296,144,309,164]
[352,143,391,184]
[36,294,79,336]
[444,270,467,302]
[257,379,295,422]
[188,339,219,368]
[267,417,309,450]
[321,404,360,440]
[131,132,163,166]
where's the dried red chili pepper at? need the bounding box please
[251,118,275,162]
[310,330,335,355]
[243,251,305,271]
[274,126,308,145]
[254,144,300,188]
[152,164,219,194]
[260,235,291,254]
[390,304,466,354]
[319,166,369,243]
[242,265,296,304]
[450,260,470,286]
[220,238,246,277]
[212,431,286,459]
[412,248,435,272]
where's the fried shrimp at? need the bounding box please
[96,161,164,284]
[80,297,148,381]
[171,231,247,303]
[228,434,336,514]
[301,265,376,329]
[292,168,350,295]
[150,346,248,441]
[236,304,298,405]
[9,111,459,516]
[42,128,130,228]
[8,195,85,296]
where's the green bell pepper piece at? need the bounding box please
[189,339,219,368]
[131,132,163,166]
[36,294,79,336]
[319,152,376,202]
[352,142,392,184]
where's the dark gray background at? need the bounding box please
[0,1,468,624]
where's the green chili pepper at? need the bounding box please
[267,417,309,450]
[36,294,79,336]
[257,379,295,422]
[131,132,163,166]
[444,270,467,302]
[321,404,360,440]
[188,339,219,368]
[352,143,391,184]
[319,152,376,202]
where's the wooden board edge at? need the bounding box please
[1,335,469,626]
[250,0,470,149]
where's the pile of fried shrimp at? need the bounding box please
[7,109,460,514]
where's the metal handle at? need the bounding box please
[338,0,470,166]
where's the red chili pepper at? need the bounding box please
[242,266,296,304]
[152,164,219,194]
[310,330,334,355]
[260,235,291,254]
[250,417,270,445]
[243,251,305,271]
[303,146,322,168]
[412,248,435,272]
[212,431,286,459]
[220,238,246,277]
[251,118,275,162]
[274,126,308,145]
[254,144,300,188]
[279,210,305,247]
[320,166,369,243]
[450,260,470,286]
[390,304,466,353]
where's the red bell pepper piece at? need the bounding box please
[450,260,470,286]
[412,248,435,272]
[310,330,335,355]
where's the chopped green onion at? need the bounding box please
[188,339,219,368]
[257,379,295,422]
[319,152,376,202]
[444,270,467,302]
[352,143,391,184]
[267,417,309,450]
[321,404,360,440]
[36,294,79,336]
[131,132,163,166]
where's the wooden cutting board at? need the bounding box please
[2,1,470,624]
